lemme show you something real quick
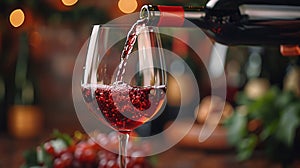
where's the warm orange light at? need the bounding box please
[9,9,25,28]
[61,0,78,6]
[8,105,43,139]
[118,0,138,14]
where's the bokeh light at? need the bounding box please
[61,0,78,6]
[9,9,25,28]
[118,0,138,14]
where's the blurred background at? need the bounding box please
[0,0,207,136]
[1,0,300,167]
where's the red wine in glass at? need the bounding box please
[82,83,166,133]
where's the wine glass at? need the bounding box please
[81,24,167,168]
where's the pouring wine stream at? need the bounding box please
[114,17,149,83]
[113,8,160,168]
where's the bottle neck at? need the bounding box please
[141,5,206,19]
[140,5,206,27]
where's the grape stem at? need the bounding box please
[119,132,129,168]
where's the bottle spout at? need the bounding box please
[140,5,150,20]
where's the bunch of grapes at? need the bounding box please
[24,131,152,168]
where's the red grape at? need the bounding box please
[44,141,55,156]
[38,131,151,168]
[60,152,73,167]
[53,158,64,168]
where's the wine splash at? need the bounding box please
[82,83,166,133]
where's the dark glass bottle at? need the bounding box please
[13,33,38,106]
[8,33,43,139]
[140,0,300,45]
[0,72,6,133]
[0,30,8,133]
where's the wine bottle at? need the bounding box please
[13,33,37,106]
[140,0,300,45]
[8,33,43,139]
[0,73,6,133]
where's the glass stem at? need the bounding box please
[118,132,129,168]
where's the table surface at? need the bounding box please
[0,133,286,168]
